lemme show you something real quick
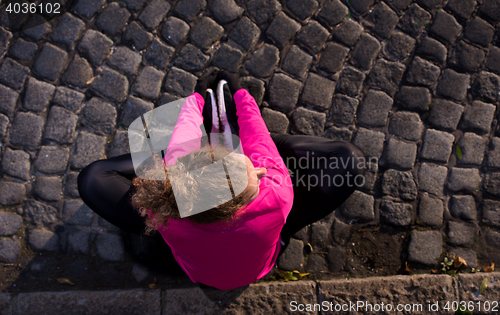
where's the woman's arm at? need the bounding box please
[164,93,205,166]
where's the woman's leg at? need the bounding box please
[270,133,367,246]
[77,153,150,235]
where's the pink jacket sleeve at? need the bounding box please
[234,89,293,216]
[163,93,205,166]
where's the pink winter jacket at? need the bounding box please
[156,89,293,290]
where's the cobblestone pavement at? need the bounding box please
[1,0,500,292]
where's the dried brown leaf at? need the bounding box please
[483,262,495,272]
[56,278,75,285]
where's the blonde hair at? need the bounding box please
[132,145,250,235]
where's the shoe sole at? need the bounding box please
[216,80,235,150]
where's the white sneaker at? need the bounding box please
[216,80,235,150]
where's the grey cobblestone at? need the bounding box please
[282,45,313,78]
[67,231,90,254]
[340,190,375,222]
[479,0,500,22]
[471,71,500,103]
[266,12,301,49]
[0,58,29,90]
[486,46,500,75]
[278,238,303,270]
[108,131,130,158]
[363,2,399,38]
[33,44,68,81]
[228,17,260,51]
[240,77,265,105]
[292,107,326,136]
[190,17,224,51]
[123,22,153,51]
[96,233,125,261]
[2,148,30,181]
[408,230,443,265]
[23,77,55,113]
[162,17,190,46]
[261,108,289,134]
[175,0,207,22]
[449,41,485,73]
[317,42,349,74]
[9,112,44,149]
[317,0,347,27]
[382,169,417,200]
[78,30,113,66]
[211,0,243,24]
[28,229,59,252]
[35,146,70,174]
[482,199,500,227]
[436,69,469,102]
[121,96,154,127]
[310,222,331,249]
[33,177,62,201]
[0,212,22,236]
[382,137,417,170]
[446,0,476,20]
[287,0,318,20]
[484,172,500,197]
[51,13,85,49]
[0,114,8,138]
[132,66,164,100]
[0,238,20,263]
[268,73,302,111]
[428,98,464,131]
[300,73,335,109]
[420,129,454,163]
[0,26,12,55]
[464,17,494,48]
[62,55,93,88]
[0,182,25,206]
[95,3,131,36]
[332,20,362,47]
[0,84,19,116]
[416,36,447,65]
[358,89,393,128]
[457,132,487,165]
[406,56,440,86]
[448,221,475,246]
[70,132,106,169]
[388,111,423,141]
[22,16,51,41]
[398,4,431,37]
[138,0,170,30]
[418,163,447,196]
[64,172,80,198]
[331,94,359,125]
[23,199,58,225]
[462,100,495,135]
[247,0,281,24]
[107,46,141,75]
[380,199,413,226]
[63,199,94,226]
[43,106,78,144]
[74,0,106,19]
[351,33,381,70]
[352,127,385,159]
[245,44,279,78]
[174,44,209,73]
[297,20,329,53]
[143,39,174,70]
[350,0,375,14]
[9,38,37,61]
[429,9,462,45]
[212,43,244,73]
[488,137,500,168]
[337,67,365,97]
[385,32,416,61]
[368,59,406,96]
[449,195,477,221]
[53,87,85,112]
[81,98,117,135]
[90,68,129,103]
[418,193,443,226]
[447,167,480,194]
[164,67,197,97]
